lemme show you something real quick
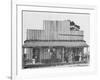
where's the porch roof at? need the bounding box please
[23,40,88,48]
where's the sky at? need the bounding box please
[23,11,90,45]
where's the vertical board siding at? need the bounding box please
[26,20,83,41]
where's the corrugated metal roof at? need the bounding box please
[23,41,88,48]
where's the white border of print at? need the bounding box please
[11,1,97,80]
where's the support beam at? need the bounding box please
[62,47,65,62]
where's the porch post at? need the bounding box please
[68,48,73,64]
[22,47,24,68]
[62,47,65,62]
[87,46,89,63]
[29,48,32,61]
[78,47,83,62]
[38,47,40,63]
[81,47,84,62]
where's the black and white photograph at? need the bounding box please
[22,10,90,69]
[10,1,97,80]
[1,0,100,80]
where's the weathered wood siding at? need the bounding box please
[26,20,83,40]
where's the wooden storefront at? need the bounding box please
[22,40,89,68]
[22,20,89,68]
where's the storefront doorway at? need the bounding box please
[32,48,40,63]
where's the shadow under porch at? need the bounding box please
[22,45,89,69]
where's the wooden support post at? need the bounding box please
[87,47,89,63]
[82,47,84,62]
[38,47,40,63]
[22,48,24,69]
[30,48,33,62]
[68,48,73,64]
[62,47,65,62]
[39,47,41,63]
